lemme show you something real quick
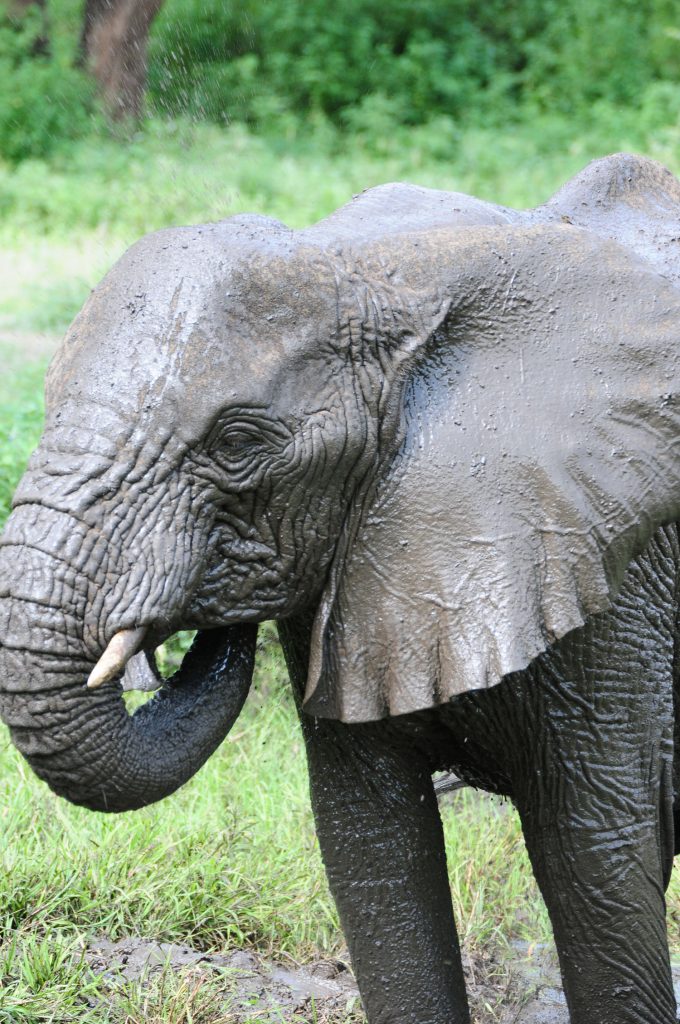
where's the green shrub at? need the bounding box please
[520,0,657,112]
[3,0,680,163]
[148,0,680,130]
[0,6,95,163]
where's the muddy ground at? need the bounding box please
[82,935,680,1022]
[80,935,595,1023]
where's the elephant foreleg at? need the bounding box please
[306,717,469,1024]
[511,621,677,1022]
[518,795,675,1022]
[279,617,470,1024]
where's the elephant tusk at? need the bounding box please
[87,627,148,690]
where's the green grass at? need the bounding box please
[0,713,544,1021]
[0,347,47,522]
[3,112,680,1019]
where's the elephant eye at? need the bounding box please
[204,430,263,486]
[201,412,291,488]
[222,431,254,453]
[218,429,260,463]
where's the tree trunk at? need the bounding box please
[80,0,164,120]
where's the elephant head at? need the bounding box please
[2,152,680,811]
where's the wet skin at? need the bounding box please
[3,153,680,1022]
[281,523,680,1024]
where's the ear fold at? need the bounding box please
[305,224,680,722]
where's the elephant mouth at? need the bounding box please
[88,626,199,693]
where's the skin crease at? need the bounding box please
[2,153,680,1021]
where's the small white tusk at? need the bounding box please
[87,627,148,690]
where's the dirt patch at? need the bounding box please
[79,937,557,1023]
[81,937,680,1022]
[507,944,567,1024]
[85,937,363,1022]
[506,943,680,1024]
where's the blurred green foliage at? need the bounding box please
[0,347,45,521]
[147,0,680,129]
[0,1,96,162]
[2,0,680,162]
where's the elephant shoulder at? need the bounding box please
[533,152,680,284]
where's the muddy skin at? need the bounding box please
[282,524,679,1024]
[2,153,680,1023]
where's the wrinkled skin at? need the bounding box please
[2,153,680,1023]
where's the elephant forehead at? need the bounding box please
[45,225,339,444]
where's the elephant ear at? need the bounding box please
[304,223,680,722]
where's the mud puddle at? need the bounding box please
[85,936,362,1022]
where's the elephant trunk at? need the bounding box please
[0,511,257,813]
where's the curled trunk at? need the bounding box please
[0,509,256,813]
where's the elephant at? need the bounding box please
[2,150,680,1024]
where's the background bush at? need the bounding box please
[147,0,680,129]
[3,0,679,161]
[0,3,95,162]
